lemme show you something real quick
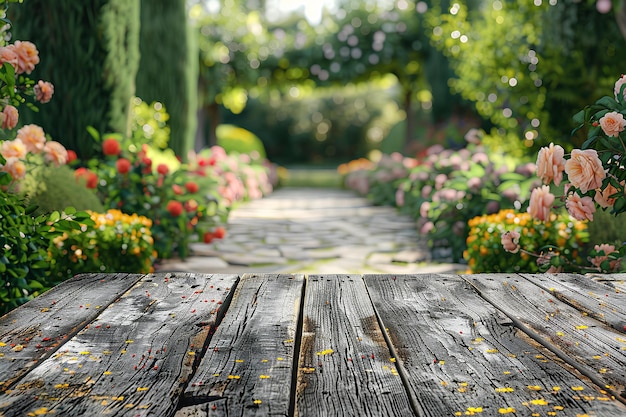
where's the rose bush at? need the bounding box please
[502,74,626,273]
[83,130,229,261]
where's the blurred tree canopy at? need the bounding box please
[191,0,626,160]
[427,0,626,149]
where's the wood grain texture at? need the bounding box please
[465,273,626,404]
[589,273,626,294]
[296,274,414,417]
[519,273,626,333]
[365,273,626,417]
[0,272,144,391]
[177,273,304,417]
[0,273,238,417]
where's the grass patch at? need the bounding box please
[282,167,343,188]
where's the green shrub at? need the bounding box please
[0,162,92,314]
[464,209,588,273]
[19,164,104,216]
[587,207,626,247]
[216,124,267,159]
[11,0,141,159]
[48,209,156,279]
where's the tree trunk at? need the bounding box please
[208,101,221,147]
[402,88,414,154]
[616,0,626,41]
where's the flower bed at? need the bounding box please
[341,145,538,262]
[48,209,157,279]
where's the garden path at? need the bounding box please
[160,187,465,274]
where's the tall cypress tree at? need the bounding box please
[135,0,198,158]
[10,0,141,159]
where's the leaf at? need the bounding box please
[595,96,618,110]
[572,109,586,125]
[86,126,100,142]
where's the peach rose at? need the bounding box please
[0,46,18,69]
[1,139,27,160]
[34,80,54,103]
[594,183,618,208]
[536,143,565,186]
[16,124,46,153]
[43,141,68,166]
[589,243,620,271]
[599,111,626,137]
[2,105,18,130]
[10,40,39,74]
[615,74,626,100]
[564,149,606,193]
[1,157,26,180]
[565,193,595,221]
[501,231,521,254]
[527,185,555,222]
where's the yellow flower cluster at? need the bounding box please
[89,209,152,228]
[465,208,588,273]
[49,209,156,276]
[337,158,373,175]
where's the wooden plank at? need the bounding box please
[365,273,626,417]
[296,274,414,417]
[0,273,239,417]
[465,273,626,404]
[0,272,144,391]
[588,273,626,294]
[520,273,626,333]
[176,273,304,417]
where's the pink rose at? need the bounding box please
[10,40,39,74]
[565,193,596,221]
[527,185,555,222]
[594,183,618,208]
[43,141,68,166]
[1,139,27,159]
[0,46,18,69]
[16,124,46,154]
[1,157,26,180]
[34,80,54,103]
[615,74,626,100]
[536,143,565,186]
[501,231,520,254]
[599,111,626,137]
[589,243,620,271]
[564,149,606,193]
[395,187,405,207]
[1,105,18,130]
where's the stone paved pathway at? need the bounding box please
[159,187,465,274]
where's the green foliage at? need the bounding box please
[465,209,588,273]
[0,158,92,314]
[19,164,104,216]
[216,124,267,159]
[10,0,141,159]
[427,0,624,149]
[48,209,156,279]
[586,209,626,248]
[136,0,197,158]
[226,80,403,164]
[129,97,170,150]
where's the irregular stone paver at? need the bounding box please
[158,187,466,274]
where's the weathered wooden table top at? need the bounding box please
[0,272,625,416]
